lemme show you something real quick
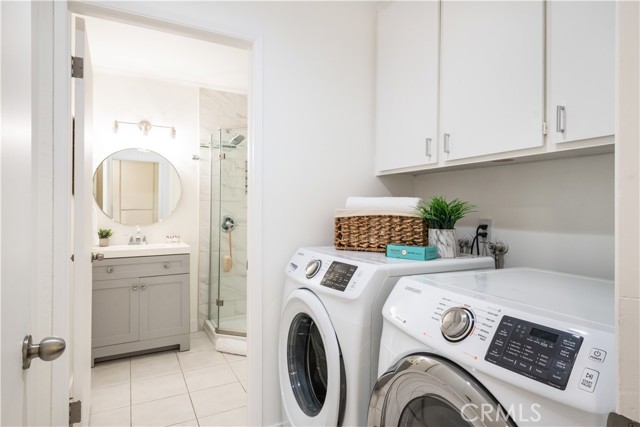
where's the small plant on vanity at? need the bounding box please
[98,228,113,247]
[416,196,475,258]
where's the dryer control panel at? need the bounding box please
[319,261,358,292]
[485,316,583,390]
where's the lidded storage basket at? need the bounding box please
[334,209,428,253]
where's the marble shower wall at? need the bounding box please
[198,88,248,330]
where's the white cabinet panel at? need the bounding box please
[376,1,439,172]
[547,1,615,144]
[440,1,544,160]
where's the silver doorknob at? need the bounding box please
[92,252,105,262]
[22,335,66,369]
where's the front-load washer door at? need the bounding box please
[368,354,517,427]
[279,289,346,427]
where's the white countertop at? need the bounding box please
[94,242,191,259]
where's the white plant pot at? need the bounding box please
[99,238,109,247]
[429,229,456,258]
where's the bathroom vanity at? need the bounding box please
[91,243,191,365]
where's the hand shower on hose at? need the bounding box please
[221,216,236,272]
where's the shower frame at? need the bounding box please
[207,127,248,338]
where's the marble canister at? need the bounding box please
[429,229,456,258]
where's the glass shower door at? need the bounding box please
[209,128,248,336]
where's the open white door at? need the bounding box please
[72,15,95,426]
[1,2,73,425]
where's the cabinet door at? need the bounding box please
[547,1,615,144]
[440,1,544,160]
[139,274,189,340]
[92,278,140,348]
[376,1,439,172]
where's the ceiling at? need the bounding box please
[84,17,249,93]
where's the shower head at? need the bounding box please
[228,134,245,146]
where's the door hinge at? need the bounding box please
[69,400,81,425]
[216,299,224,307]
[71,56,84,79]
[542,121,549,135]
[219,153,226,160]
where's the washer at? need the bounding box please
[279,246,494,427]
[369,268,615,427]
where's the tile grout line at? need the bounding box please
[177,349,201,426]
[130,357,133,427]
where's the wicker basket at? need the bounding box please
[334,212,428,252]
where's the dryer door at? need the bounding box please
[279,289,346,427]
[368,354,517,427]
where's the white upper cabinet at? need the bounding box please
[439,1,545,161]
[547,1,615,144]
[376,1,440,173]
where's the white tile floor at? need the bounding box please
[90,331,248,427]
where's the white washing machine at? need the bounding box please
[279,246,494,427]
[369,268,615,427]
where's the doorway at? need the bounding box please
[78,12,252,425]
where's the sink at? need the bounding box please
[94,242,190,258]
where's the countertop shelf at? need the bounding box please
[93,242,190,258]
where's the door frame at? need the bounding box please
[51,2,264,424]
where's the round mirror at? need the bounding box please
[93,149,182,226]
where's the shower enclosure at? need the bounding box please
[204,128,248,337]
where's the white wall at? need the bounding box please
[616,0,640,421]
[84,2,390,426]
[414,153,615,279]
[92,71,201,331]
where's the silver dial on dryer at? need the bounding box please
[440,307,475,342]
[305,259,322,279]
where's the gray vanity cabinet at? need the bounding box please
[92,254,190,365]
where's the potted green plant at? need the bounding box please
[416,196,475,258]
[98,228,113,247]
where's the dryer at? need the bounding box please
[279,246,494,427]
[369,268,615,427]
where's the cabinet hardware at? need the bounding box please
[425,138,432,157]
[106,267,113,273]
[443,133,451,154]
[163,263,171,269]
[556,106,566,133]
[132,285,138,291]
[141,284,147,291]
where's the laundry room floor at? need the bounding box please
[89,331,248,427]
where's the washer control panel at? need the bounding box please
[382,272,615,415]
[485,316,583,390]
[319,261,358,292]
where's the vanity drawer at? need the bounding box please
[93,254,190,281]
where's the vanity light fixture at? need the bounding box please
[113,119,176,138]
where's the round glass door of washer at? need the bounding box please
[279,289,346,427]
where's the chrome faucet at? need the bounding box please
[128,226,148,245]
